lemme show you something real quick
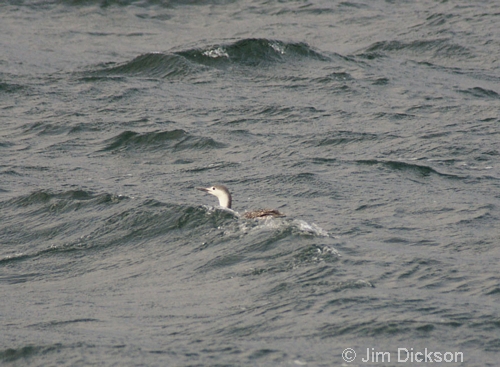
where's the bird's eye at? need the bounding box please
[212,187,216,190]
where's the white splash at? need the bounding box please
[270,42,286,55]
[294,220,330,237]
[202,47,229,58]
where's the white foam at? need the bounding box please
[294,220,330,237]
[202,47,229,58]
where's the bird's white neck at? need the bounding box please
[218,194,231,209]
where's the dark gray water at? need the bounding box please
[1,1,499,366]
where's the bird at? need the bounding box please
[196,184,285,219]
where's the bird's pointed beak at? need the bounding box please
[196,187,209,193]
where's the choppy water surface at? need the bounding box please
[1,1,499,366]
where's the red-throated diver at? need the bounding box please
[196,185,285,219]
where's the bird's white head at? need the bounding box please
[196,184,232,209]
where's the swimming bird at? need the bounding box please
[196,184,285,219]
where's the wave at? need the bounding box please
[0,190,131,277]
[177,38,330,67]
[98,129,227,153]
[1,188,339,286]
[0,344,58,363]
[0,195,229,270]
[356,159,464,179]
[235,216,331,238]
[88,53,202,79]
[62,0,219,7]
[312,131,380,147]
[0,81,26,94]
[3,189,126,213]
[458,87,500,99]
[193,207,340,274]
[85,38,329,79]
[358,38,472,60]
